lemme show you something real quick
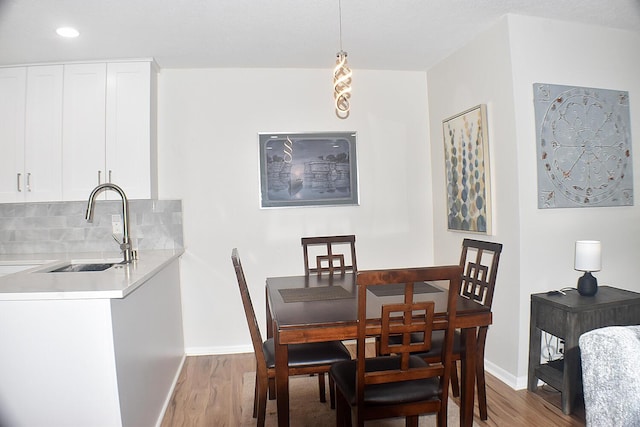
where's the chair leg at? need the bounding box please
[405,415,419,427]
[268,377,276,400]
[476,327,489,420]
[437,404,447,427]
[329,375,336,409]
[477,355,488,420]
[253,373,259,418]
[335,388,349,427]
[318,372,327,402]
[255,377,268,427]
[450,360,460,397]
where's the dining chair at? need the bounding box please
[379,238,503,420]
[417,238,503,421]
[231,248,352,426]
[329,265,462,427]
[301,235,357,275]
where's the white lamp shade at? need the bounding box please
[574,240,601,272]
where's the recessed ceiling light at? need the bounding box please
[56,27,79,38]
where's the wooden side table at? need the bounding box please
[528,285,640,414]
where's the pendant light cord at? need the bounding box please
[338,0,344,51]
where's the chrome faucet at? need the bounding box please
[85,183,135,264]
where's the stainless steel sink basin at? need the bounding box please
[48,263,116,273]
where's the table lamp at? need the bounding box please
[574,240,601,296]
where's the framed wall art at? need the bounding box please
[258,132,359,208]
[442,104,491,234]
[533,83,633,208]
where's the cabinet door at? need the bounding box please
[0,68,26,202]
[24,65,63,201]
[105,61,154,200]
[62,63,107,201]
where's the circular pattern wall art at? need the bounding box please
[534,83,633,208]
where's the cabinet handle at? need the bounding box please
[98,170,102,184]
[17,173,22,192]
[108,170,112,183]
[26,173,31,192]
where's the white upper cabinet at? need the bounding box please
[0,66,63,203]
[25,66,64,201]
[62,60,157,201]
[105,61,156,200]
[62,63,108,201]
[0,68,26,202]
[0,59,157,203]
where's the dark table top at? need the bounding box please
[531,285,640,312]
[267,272,490,330]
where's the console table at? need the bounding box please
[528,285,640,414]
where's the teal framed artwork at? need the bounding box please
[443,104,491,234]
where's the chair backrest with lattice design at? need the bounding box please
[301,235,357,275]
[353,265,462,423]
[458,239,503,309]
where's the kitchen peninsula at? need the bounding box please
[0,249,185,427]
[0,52,183,425]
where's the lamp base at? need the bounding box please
[577,272,598,296]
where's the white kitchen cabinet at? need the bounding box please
[0,60,156,203]
[0,257,184,426]
[61,63,107,201]
[105,61,157,200]
[0,66,63,202]
[62,61,157,201]
[0,68,26,202]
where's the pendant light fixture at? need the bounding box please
[333,0,352,119]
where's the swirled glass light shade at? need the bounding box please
[333,50,352,119]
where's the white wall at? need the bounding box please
[508,15,640,386]
[157,68,433,353]
[428,14,640,389]
[427,16,521,385]
[157,15,640,386]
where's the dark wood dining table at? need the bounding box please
[265,271,492,427]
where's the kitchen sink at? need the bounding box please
[47,263,116,273]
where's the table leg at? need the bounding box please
[274,327,290,427]
[527,301,541,392]
[460,327,477,427]
[562,317,580,415]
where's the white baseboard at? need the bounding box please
[183,346,531,391]
[155,353,187,427]
[484,359,528,390]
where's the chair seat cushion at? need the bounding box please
[263,338,351,368]
[329,355,441,406]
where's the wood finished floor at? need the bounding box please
[160,353,585,427]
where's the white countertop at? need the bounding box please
[0,249,184,301]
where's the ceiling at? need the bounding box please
[1,0,639,71]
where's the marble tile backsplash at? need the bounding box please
[0,200,183,255]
